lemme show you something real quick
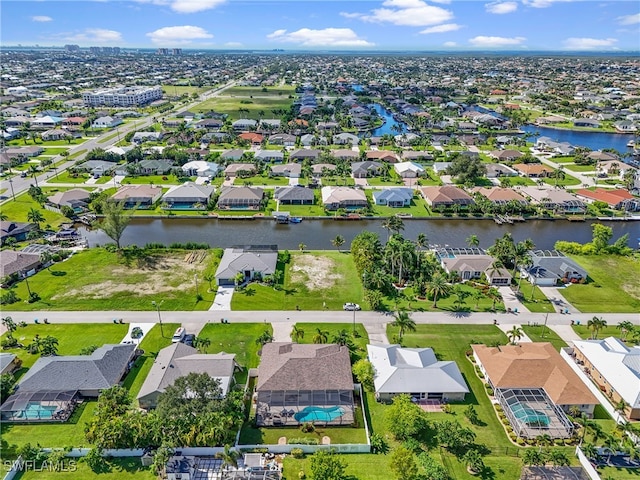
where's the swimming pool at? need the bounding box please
[511,403,549,427]
[294,406,345,423]
[21,403,58,420]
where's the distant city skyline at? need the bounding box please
[2,0,639,51]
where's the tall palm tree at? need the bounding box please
[312,328,329,344]
[392,310,416,340]
[581,443,597,460]
[332,329,352,346]
[331,234,345,252]
[427,273,450,308]
[472,289,484,309]
[615,399,629,419]
[587,316,607,339]
[26,208,45,229]
[617,321,634,341]
[290,325,304,343]
[466,234,480,248]
[506,326,524,345]
[215,444,239,470]
[193,336,211,353]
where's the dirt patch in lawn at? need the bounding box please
[55,254,207,299]
[290,255,341,290]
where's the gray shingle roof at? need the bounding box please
[215,247,277,280]
[274,186,315,202]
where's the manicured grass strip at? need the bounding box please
[0,192,66,226]
[198,322,271,369]
[572,325,628,341]
[560,255,640,313]
[14,458,155,480]
[516,280,555,313]
[521,325,568,350]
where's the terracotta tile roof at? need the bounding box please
[512,163,553,175]
[471,187,527,203]
[575,188,633,206]
[472,343,598,406]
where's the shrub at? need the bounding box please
[516,438,526,446]
[300,422,315,433]
[288,438,318,445]
[290,448,305,459]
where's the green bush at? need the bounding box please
[290,448,305,459]
[516,438,526,446]
[288,438,319,445]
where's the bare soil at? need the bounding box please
[289,254,341,290]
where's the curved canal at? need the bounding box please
[520,125,633,153]
[81,217,640,250]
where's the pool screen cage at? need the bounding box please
[0,390,79,422]
[495,387,574,439]
[255,389,355,425]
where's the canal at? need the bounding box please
[81,218,640,250]
[521,125,633,153]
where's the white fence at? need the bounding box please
[239,444,370,454]
[575,446,601,480]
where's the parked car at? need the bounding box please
[182,334,195,347]
[343,303,361,311]
[171,327,186,343]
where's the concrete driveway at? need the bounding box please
[209,286,234,311]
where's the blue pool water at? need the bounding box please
[22,403,57,419]
[511,403,549,427]
[294,406,345,423]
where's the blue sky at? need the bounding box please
[2,0,639,51]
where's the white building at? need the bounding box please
[82,86,162,107]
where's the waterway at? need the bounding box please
[520,125,632,153]
[81,218,639,250]
[369,103,406,137]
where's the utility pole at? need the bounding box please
[540,312,549,338]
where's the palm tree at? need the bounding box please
[466,234,479,248]
[487,287,502,311]
[392,310,416,340]
[581,442,597,460]
[312,328,329,344]
[615,399,629,419]
[506,326,524,345]
[332,329,352,346]
[588,316,607,339]
[535,433,553,451]
[215,444,239,470]
[331,234,345,252]
[290,325,304,343]
[552,168,566,187]
[427,273,450,308]
[472,289,484,309]
[617,321,634,341]
[603,434,620,464]
[26,207,45,229]
[255,330,274,346]
[298,243,306,252]
[193,336,211,353]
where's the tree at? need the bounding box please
[617,321,634,341]
[466,234,479,247]
[0,373,16,403]
[40,335,59,356]
[390,446,418,480]
[464,405,480,425]
[417,454,450,480]
[392,310,416,340]
[1,316,17,341]
[256,330,274,346]
[462,449,485,474]
[427,273,451,308]
[522,448,545,466]
[385,394,426,441]
[152,445,174,479]
[581,442,597,460]
[193,336,211,353]
[331,234,345,252]
[27,208,45,229]
[130,327,143,345]
[352,359,375,392]
[215,444,239,470]
[587,316,607,339]
[298,243,306,252]
[290,325,304,343]
[309,450,346,480]
[506,326,524,345]
[446,153,486,184]
[591,223,613,253]
[332,329,352,347]
[98,200,132,249]
[364,288,384,311]
[312,328,329,344]
[615,399,629,418]
[203,273,215,292]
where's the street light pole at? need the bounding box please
[8,177,15,201]
[152,300,164,337]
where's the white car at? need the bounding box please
[343,303,361,311]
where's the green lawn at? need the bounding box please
[124,323,179,400]
[7,248,219,311]
[197,323,270,369]
[39,147,69,155]
[13,458,155,480]
[47,171,93,184]
[367,193,432,217]
[96,132,120,144]
[234,175,290,186]
[542,173,582,187]
[521,325,568,351]
[121,175,190,185]
[1,323,128,370]
[231,251,364,311]
[162,84,209,96]
[320,177,356,186]
[295,322,369,361]
[560,255,640,313]
[224,85,295,97]
[572,325,628,341]
[0,192,66,226]
[564,164,595,172]
[194,96,293,120]
[516,280,556,313]
[500,176,536,187]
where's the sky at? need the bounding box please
[1,0,639,51]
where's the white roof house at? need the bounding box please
[394,161,425,178]
[367,344,469,401]
[572,337,640,415]
[182,160,219,177]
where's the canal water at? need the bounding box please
[369,103,406,137]
[520,125,632,153]
[81,218,639,250]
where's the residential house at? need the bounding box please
[137,342,237,409]
[290,149,321,162]
[331,149,359,161]
[255,150,284,163]
[437,248,511,285]
[220,149,246,162]
[270,163,302,178]
[91,116,123,129]
[223,163,256,177]
[597,160,636,179]
[259,119,281,132]
[268,133,296,147]
[367,344,469,402]
[300,134,327,147]
[32,115,63,129]
[536,137,575,156]
[0,250,41,279]
[216,186,264,210]
[132,132,163,144]
[394,161,425,178]
[274,186,315,205]
[321,186,367,210]
[366,151,399,163]
[40,128,73,141]
[111,185,163,209]
[333,132,360,146]
[512,163,553,178]
[614,120,637,133]
[181,160,219,177]
[214,246,277,286]
[524,250,587,286]
[232,119,257,130]
[432,162,452,174]
[587,151,619,163]
[0,353,21,376]
[76,160,117,177]
[0,221,36,245]
[4,146,44,158]
[573,119,600,128]
[471,187,528,206]
[136,159,173,175]
[192,118,223,130]
[575,188,638,211]
[0,344,136,422]
[238,132,263,146]
[372,188,414,208]
[520,187,586,214]
[394,133,419,146]
[489,150,524,162]
[47,188,91,213]
[472,342,598,438]
[402,151,434,162]
[352,161,383,178]
[571,337,640,420]
[255,343,355,426]
[162,183,214,209]
[311,163,336,176]
[485,163,519,178]
[420,186,474,209]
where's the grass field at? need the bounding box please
[121,174,190,185]
[234,175,290,186]
[516,280,556,313]
[521,325,568,350]
[162,84,208,96]
[47,171,93,184]
[197,323,271,369]
[542,173,582,187]
[366,193,432,217]
[7,248,220,311]
[572,324,628,341]
[231,251,364,311]
[0,192,66,226]
[194,96,293,120]
[224,86,295,97]
[12,458,155,480]
[560,255,640,313]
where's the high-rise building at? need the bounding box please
[64,44,80,52]
[82,86,163,107]
[157,48,169,55]
[171,48,183,55]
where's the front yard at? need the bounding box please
[197,322,271,369]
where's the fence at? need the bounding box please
[238,443,370,454]
[575,446,602,480]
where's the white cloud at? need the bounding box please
[341,0,453,27]
[31,15,53,22]
[420,23,461,34]
[224,42,243,47]
[267,28,373,47]
[485,2,518,14]
[64,28,122,44]
[522,0,574,8]
[443,41,457,47]
[146,25,213,44]
[469,35,526,47]
[617,13,640,26]
[563,37,618,50]
[136,0,225,13]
